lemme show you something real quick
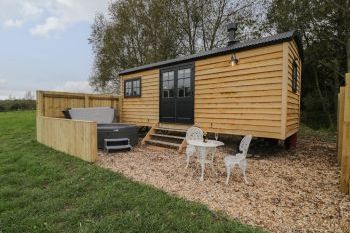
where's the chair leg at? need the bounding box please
[200,161,205,181]
[185,150,195,169]
[225,165,231,184]
[185,154,190,169]
[242,169,248,184]
[239,161,248,184]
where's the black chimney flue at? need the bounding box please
[227,22,238,46]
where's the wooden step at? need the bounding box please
[145,139,180,148]
[158,123,191,131]
[154,127,187,133]
[105,138,129,142]
[151,133,185,140]
[105,144,132,152]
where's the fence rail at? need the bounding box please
[36,90,120,163]
[338,73,350,194]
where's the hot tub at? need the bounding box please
[97,123,139,149]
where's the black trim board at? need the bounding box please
[119,30,303,76]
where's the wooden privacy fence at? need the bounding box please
[37,116,97,162]
[36,90,120,162]
[338,73,350,194]
[36,90,121,119]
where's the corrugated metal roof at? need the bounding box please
[119,30,302,75]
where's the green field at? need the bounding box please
[0,111,262,233]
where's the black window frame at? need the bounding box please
[292,60,298,93]
[124,77,141,98]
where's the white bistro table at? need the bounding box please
[187,139,224,181]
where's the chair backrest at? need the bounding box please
[239,135,252,156]
[186,126,203,142]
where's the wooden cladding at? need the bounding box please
[36,90,120,118]
[285,41,302,137]
[121,70,159,126]
[194,43,285,139]
[37,116,97,162]
[120,40,302,140]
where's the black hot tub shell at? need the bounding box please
[97,123,139,149]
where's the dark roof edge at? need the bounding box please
[119,30,303,76]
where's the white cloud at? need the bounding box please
[30,17,66,37]
[0,0,110,37]
[3,19,23,28]
[54,81,93,93]
[21,1,44,17]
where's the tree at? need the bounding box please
[23,91,34,100]
[89,0,180,94]
[264,0,349,129]
[89,0,263,93]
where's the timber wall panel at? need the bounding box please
[194,43,284,139]
[36,116,97,162]
[121,69,159,126]
[285,41,302,137]
[37,90,120,118]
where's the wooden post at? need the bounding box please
[337,87,345,163]
[84,95,89,107]
[118,96,123,123]
[280,42,289,139]
[340,73,350,194]
[36,90,45,116]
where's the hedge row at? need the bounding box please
[0,100,36,112]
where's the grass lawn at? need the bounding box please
[0,111,262,233]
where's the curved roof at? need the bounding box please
[119,30,303,75]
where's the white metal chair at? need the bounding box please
[224,135,252,184]
[185,126,204,168]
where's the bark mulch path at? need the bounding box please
[97,137,350,233]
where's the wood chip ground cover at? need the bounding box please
[97,137,350,232]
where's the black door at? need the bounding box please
[160,63,194,124]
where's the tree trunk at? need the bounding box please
[313,68,335,129]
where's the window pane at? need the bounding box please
[184,68,191,77]
[184,77,190,87]
[178,69,184,79]
[178,78,184,89]
[133,80,140,88]
[169,71,174,80]
[177,68,191,98]
[162,71,174,98]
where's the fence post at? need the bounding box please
[84,95,90,107]
[340,73,350,194]
[338,87,345,163]
[36,90,44,116]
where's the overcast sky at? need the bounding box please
[0,0,110,99]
